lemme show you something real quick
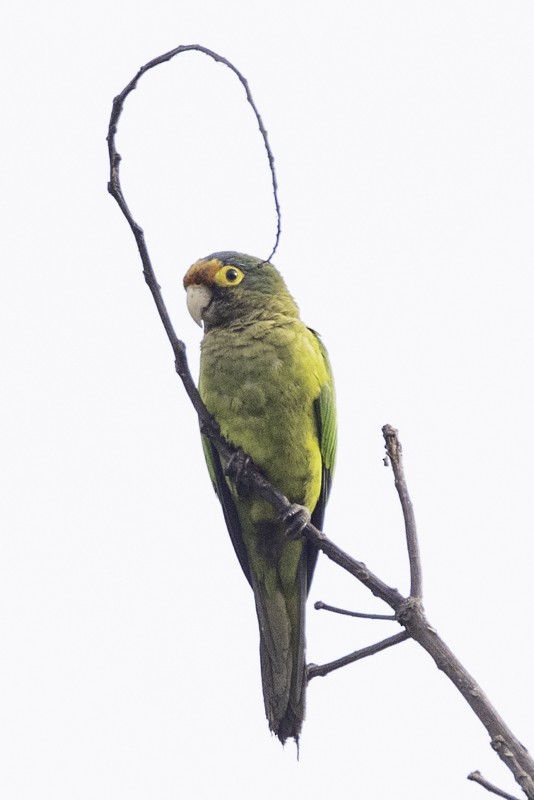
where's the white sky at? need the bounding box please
[2,2,533,798]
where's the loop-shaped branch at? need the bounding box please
[107,44,281,273]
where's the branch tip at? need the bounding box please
[468,771,522,800]
[382,423,423,600]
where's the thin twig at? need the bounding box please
[468,771,522,800]
[314,600,396,621]
[307,632,410,680]
[382,424,423,599]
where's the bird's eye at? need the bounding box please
[214,265,245,287]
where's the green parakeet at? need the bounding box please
[183,252,336,744]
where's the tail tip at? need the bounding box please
[271,710,302,754]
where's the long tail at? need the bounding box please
[253,549,307,744]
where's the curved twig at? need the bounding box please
[107,44,281,264]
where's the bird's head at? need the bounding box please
[183,251,298,330]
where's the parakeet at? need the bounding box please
[183,251,336,744]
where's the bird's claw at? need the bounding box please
[282,503,311,540]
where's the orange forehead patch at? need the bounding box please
[183,258,223,288]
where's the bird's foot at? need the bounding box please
[224,448,252,495]
[281,503,311,540]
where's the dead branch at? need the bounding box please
[107,46,534,799]
[381,427,534,800]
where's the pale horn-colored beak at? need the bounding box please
[186,284,212,327]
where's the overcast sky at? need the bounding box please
[2,2,533,799]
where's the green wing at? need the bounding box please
[307,329,337,587]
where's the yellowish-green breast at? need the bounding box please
[200,317,328,511]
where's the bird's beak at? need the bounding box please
[186,284,212,327]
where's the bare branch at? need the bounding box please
[108,46,534,799]
[307,632,410,681]
[394,599,534,798]
[468,771,522,800]
[380,430,534,799]
[314,600,396,621]
[382,424,423,599]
